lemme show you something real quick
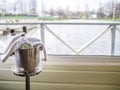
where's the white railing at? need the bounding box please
[40,21,120,55]
[0,21,120,55]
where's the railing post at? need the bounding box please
[40,23,45,44]
[111,25,116,55]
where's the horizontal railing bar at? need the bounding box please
[0,23,39,25]
[0,21,120,25]
[41,22,120,25]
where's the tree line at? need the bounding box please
[48,0,120,19]
[0,0,120,20]
[97,0,120,19]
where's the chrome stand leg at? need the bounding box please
[25,71,30,90]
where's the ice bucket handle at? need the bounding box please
[33,42,47,61]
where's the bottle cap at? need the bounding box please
[10,29,16,36]
[23,26,27,33]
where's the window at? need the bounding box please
[0,0,120,56]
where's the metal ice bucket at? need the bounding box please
[1,32,47,90]
[14,46,40,73]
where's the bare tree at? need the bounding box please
[0,0,6,15]
[57,7,65,18]
[115,2,120,18]
[75,5,81,18]
[29,0,37,15]
[104,0,117,18]
[49,7,54,16]
[97,1,118,19]
[97,3,105,18]
[84,3,90,19]
[65,6,71,18]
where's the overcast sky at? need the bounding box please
[9,0,120,11]
[39,0,119,11]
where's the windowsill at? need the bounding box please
[42,55,120,65]
[1,55,120,68]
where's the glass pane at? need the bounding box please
[0,0,120,56]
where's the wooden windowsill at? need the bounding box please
[0,55,120,68]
